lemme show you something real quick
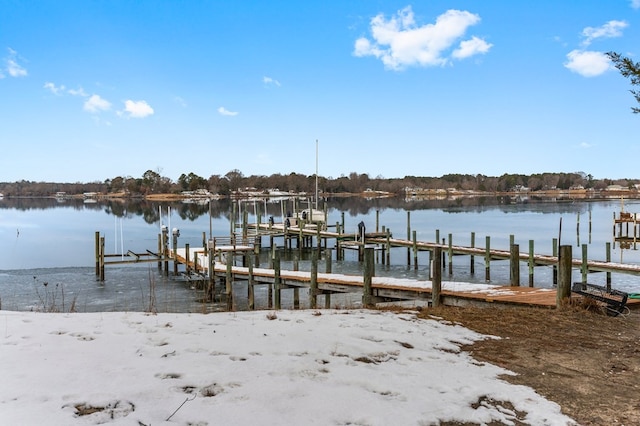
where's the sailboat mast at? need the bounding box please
[315,139,319,211]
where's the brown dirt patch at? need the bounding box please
[416,305,640,425]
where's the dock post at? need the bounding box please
[95,231,100,276]
[293,252,299,308]
[173,232,180,276]
[510,244,520,286]
[470,232,475,275]
[557,245,572,308]
[157,234,162,271]
[413,230,418,270]
[325,248,332,273]
[406,211,411,266]
[242,209,248,240]
[208,242,215,301]
[225,255,233,310]
[484,236,491,281]
[432,246,442,307]
[606,242,612,291]
[376,209,380,232]
[224,256,233,311]
[385,228,391,265]
[248,257,255,310]
[581,244,588,283]
[310,251,318,309]
[528,240,534,287]
[336,222,342,261]
[447,234,453,275]
[552,238,558,285]
[99,236,105,282]
[185,244,190,276]
[274,253,281,310]
[362,247,375,307]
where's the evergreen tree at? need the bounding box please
[607,51,640,114]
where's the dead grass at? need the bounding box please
[414,305,640,425]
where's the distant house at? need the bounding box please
[606,185,626,191]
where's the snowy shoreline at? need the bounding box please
[0,309,574,425]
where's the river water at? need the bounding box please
[1,195,639,312]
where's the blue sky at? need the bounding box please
[1,1,639,183]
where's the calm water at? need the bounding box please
[1,196,639,312]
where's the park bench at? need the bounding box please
[572,282,629,317]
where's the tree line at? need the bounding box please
[0,170,637,198]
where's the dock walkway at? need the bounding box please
[172,248,640,310]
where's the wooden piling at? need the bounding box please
[470,232,475,275]
[448,233,453,275]
[274,254,281,310]
[226,255,233,310]
[484,236,491,281]
[528,240,534,287]
[510,244,520,286]
[248,257,255,310]
[557,245,572,308]
[406,211,411,266]
[552,238,558,285]
[99,236,105,281]
[581,244,588,284]
[413,230,418,270]
[385,229,391,265]
[157,234,162,271]
[95,231,100,276]
[174,234,180,276]
[606,242,612,291]
[362,247,375,307]
[185,243,190,276]
[432,246,442,307]
[310,251,318,309]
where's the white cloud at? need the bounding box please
[121,100,154,118]
[564,50,612,77]
[452,36,492,59]
[579,142,594,149]
[581,20,628,46]
[174,96,187,107]
[631,0,640,10]
[263,76,281,87]
[218,106,238,116]
[83,94,112,113]
[4,48,27,77]
[43,82,66,95]
[353,6,490,70]
[68,87,88,97]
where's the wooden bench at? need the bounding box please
[572,282,629,317]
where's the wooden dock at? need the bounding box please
[171,247,640,311]
[249,222,640,279]
[94,211,640,312]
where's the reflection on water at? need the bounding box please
[1,196,640,312]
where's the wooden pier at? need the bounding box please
[93,208,640,312]
[167,246,639,311]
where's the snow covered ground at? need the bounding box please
[0,309,575,425]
